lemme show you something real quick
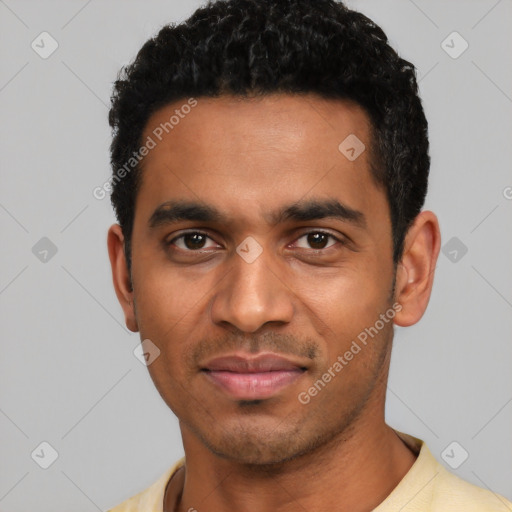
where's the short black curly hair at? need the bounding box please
[108,0,430,270]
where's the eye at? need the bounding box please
[166,230,344,253]
[293,231,341,250]
[168,231,220,251]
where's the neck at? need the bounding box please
[165,417,417,512]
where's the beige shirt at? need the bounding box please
[107,430,512,511]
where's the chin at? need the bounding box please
[197,421,322,466]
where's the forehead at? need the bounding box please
[136,93,387,232]
[142,93,372,163]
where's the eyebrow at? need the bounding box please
[148,198,366,230]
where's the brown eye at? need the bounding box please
[168,232,218,251]
[294,231,339,250]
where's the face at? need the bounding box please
[116,94,400,464]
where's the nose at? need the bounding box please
[210,247,295,333]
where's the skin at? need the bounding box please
[108,93,441,512]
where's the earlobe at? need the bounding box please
[393,211,441,328]
[107,224,139,333]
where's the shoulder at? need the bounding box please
[380,430,512,512]
[106,458,185,512]
[431,465,512,512]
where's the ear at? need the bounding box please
[393,210,441,327]
[107,224,139,332]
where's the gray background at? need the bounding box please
[1,0,511,510]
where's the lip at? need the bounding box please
[201,353,307,400]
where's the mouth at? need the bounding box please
[200,353,308,400]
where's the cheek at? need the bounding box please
[132,261,208,334]
[303,266,384,332]
[298,272,392,390]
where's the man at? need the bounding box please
[106,0,512,510]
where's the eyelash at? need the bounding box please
[166,230,345,252]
